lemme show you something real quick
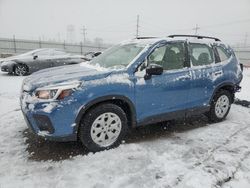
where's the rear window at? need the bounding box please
[189,43,214,66]
[216,46,231,62]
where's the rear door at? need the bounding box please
[188,42,222,108]
[135,41,192,123]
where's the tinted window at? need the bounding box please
[189,43,214,66]
[149,42,185,70]
[217,46,231,62]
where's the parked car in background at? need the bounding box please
[0,48,88,76]
[84,51,102,61]
[20,35,243,152]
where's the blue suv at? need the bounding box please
[20,35,243,151]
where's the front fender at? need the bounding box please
[66,71,136,135]
[74,94,137,135]
[1,61,17,73]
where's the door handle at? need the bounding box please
[179,75,191,81]
[214,70,222,76]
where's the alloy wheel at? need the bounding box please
[90,112,122,147]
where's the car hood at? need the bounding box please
[22,63,113,91]
[1,54,29,63]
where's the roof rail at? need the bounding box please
[168,35,221,42]
[135,36,158,39]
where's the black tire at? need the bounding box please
[79,103,128,152]
[14,64,29,76]
[206,90,233,122]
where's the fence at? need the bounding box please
[0,37,250,66]
[0,37,108,57]
[234,49,250,66]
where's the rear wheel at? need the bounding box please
[14,64,28,76]
[206,90,232,122]
[79,103,128,152]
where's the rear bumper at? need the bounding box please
[234,85,242,93]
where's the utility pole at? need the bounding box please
[81,26,87,44]
[136,15,140,38]
[193,24,200,35]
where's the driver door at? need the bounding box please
[135,41,192,124]
[32,49,54,71]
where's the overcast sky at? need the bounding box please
[0,0,250,45]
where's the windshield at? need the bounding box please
[19,49,46,56]
[90,43,145,68]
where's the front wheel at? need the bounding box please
[14,64,29,76]
[206,90,232,122]
[79,103,128,152]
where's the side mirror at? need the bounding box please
[33,55,38,60]
[93,52,102,57]
[240,63,243,71]
[144,63,163,80]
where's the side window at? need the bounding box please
[52,50,67,56]
[149,46,165,62]
[35,49,52,56]
[189,43,214,66]
[216,46,231,62]
[148,42,185,70]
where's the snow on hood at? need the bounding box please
[22,63,113,91]
[0,54,31,62]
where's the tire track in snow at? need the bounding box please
[174,124,250,187]
[217,151,250,187]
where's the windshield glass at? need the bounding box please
[20,49,45,56]
[90,43,145,68]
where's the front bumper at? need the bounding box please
[20,92,81,142]
[1,65,11,72]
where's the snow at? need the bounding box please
[236,67,250,101]
[42,102,59,113]
[86,73,133,87]
[0,69,250,188]
[106,73,132,86]
[37,130,50,137]
[80,61,108,71]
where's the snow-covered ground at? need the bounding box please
[0,69,250,188]
[236,67,250,101]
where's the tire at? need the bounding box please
[206,90,233,122]
[14,64,29,76]
[79,103,128,152]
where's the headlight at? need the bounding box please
[35,81,81,100]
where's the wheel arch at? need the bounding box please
[74,95,137,136]
[13,62,30,75]
[210,82,236,104]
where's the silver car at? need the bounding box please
[0,48,88,76]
